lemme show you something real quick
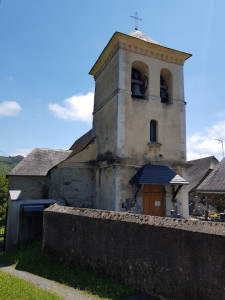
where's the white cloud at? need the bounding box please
[187,120,225,161]
[48,92,94,123]
[11,148,32,157]
[0,101,21,116]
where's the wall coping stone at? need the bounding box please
[45,204,225,236]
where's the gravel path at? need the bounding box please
[0,263,161,300]
[0,264,98,300]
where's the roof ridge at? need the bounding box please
[128,29,162,46]
[8,148,72,176]
[188,155,215,163]
[33,148,71,152]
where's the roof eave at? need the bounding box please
[197,189,225,194]
[125,32,192,60]
[89,31,119,76]
[170,181,189,185]
[7,174,48,177]
[131,181,188,185]
[89,31,192,77]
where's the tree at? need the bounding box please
[0,173,8,218]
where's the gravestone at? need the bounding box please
[175,200,181,218]
[122,198,135,212]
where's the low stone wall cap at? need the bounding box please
[44,204,225,236]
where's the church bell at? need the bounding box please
[132,83,143,99]
[131,68,147,99]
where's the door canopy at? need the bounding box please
[130,164,188,185]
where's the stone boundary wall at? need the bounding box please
[43,204,225,300]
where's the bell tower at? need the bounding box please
[90,30,191,162]
[89,30,191,218]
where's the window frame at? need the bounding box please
[150,120,157,143]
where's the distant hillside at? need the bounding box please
[0,155,24,174]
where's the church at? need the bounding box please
[8,28,191,220]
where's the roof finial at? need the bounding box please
[130,11,142,31]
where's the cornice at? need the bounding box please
[120,39,186,66]
[89,32,192,80]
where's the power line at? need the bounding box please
[0,150,9,157]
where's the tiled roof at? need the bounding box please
[69,129,94,158]
[130,164,188,185]
[187,156,219,192]
[129,30,162,46]
[8,148,72,176]
[197,158,225,192]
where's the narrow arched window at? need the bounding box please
[150,120,157,142]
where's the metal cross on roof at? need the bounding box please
[130,11,142,30]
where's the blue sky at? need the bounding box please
[0,0,225,160]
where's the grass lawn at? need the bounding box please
[0,270,62,300]
[0,239,134,300]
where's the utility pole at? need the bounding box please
[214,138,224,158]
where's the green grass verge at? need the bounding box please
[0,270,62,300]
[0,239,134,300]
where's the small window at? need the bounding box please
[150,120,157,142]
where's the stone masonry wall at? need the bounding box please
[8,176,50,200]
[49,167,95,208]
[43,205,225,300]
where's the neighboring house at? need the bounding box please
[5,148,72,249]
[9,29,192,219]
[7,148,72,199]
[187,156,219,203]
[197,157,225,211]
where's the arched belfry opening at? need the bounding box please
[131,61,148,99]
[160,68,173,104]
